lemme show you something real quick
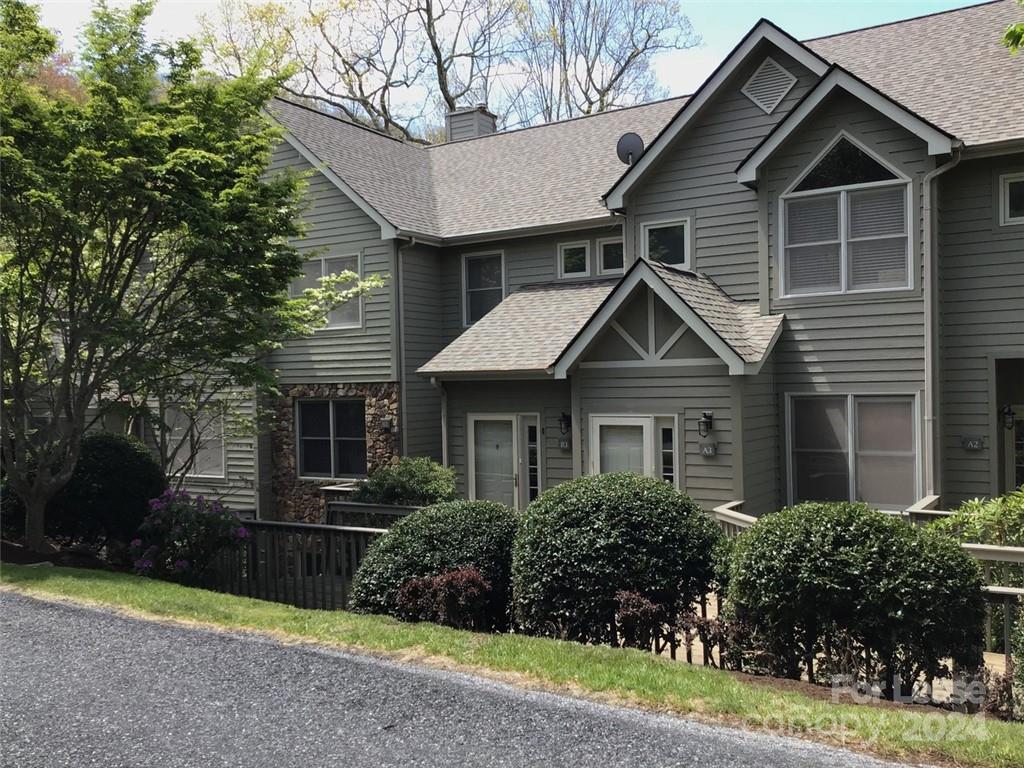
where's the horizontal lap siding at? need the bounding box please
[444,380,572,499]
[627,46,819,300]
[938,154,1024,504]
[742,365,779,517]
[265,142,394,383]
[576,366,736,510]
[765,94,929,388]
[400,244,444,460]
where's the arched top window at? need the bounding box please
[780,133,911,298]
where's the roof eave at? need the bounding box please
[603,19,830,210]
[735,65,960,186]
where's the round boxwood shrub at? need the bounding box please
[349,500,517,629]
[512,473,722,645]
[350,456,456,507]
[727,502,985,698]
[47,432,167,545]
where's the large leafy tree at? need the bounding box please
[1,0,377,551]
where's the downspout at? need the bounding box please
[922,146,962,497]
[430,376,448,467]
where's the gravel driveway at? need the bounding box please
[1,591,915,768]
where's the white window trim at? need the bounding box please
[557,240,591,278]
[461,250,506,327]
[166,406,227,480]
[519,412,544,509]
[784,392,921,511]
[741,56,797,115]
[291,253,364,330]
[596,236,625,275]
[778,131,912,300]
[641,217,691,270]
[295,398,367,481]
[588,414,680,487]
[999,172,1024,226]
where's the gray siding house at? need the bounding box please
[192,1,1024,521]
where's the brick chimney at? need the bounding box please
[445,103,497,142]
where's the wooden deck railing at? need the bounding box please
[211,519,386,610]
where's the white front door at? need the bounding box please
[468,413,543,509]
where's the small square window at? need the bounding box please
[642,220,689,267]
[558,241,590,278]
[598,238,624,274]
[1001,173,1024,225]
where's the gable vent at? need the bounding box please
[741,57,797,115]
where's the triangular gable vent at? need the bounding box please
[741,57,797,115]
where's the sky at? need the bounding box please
[37,0,978,96]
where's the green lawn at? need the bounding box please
[2,564,1022,767]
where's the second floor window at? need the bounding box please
[558,241,590,278]
[463,251,503,325]
[781,136,910,298]
[1001,172,1024,226]
[598,238,624,274]
[166,406,225,479]
[642,219,689,268]
[296,399,367,478]
[290,255,361,329]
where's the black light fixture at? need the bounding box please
[559,412,572,435]
[1002,404,1016,431]
[698,411,714,438]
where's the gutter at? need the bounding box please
[922,147,962,497]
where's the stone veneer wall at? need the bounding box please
[271,382,400,522]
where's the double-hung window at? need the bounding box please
[789,394,917,510]
[589,415,677,485]
[297,399,367,478]
[558,241,590,278]
[463,252,504,325]
[1000,172,1024,226]
[781,135,911,297]
[165,406,225,479]
[290,254,362,328]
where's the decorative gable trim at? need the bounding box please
[603,19,829,210]
[741,57,797,115]
[736,65,960,186]
[552,260,750,377]
[275,126,399,241]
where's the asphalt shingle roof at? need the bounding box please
[418,265,784,376]
[807,0,1024,147]
[417,280,617,376]
[647,262,783,364]
[271,1,1023,240]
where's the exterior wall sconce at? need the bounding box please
[1002,404,1016,431]
[698,411,714,438]
[559,412,572,435]
[381,416,393,434]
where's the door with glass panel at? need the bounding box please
[469,415,517,507]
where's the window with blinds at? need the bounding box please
[782,136,910,297]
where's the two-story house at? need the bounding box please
[188,0,1024,522]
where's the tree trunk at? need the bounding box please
[24,496,52,554]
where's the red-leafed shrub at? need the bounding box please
[396,567,491,630]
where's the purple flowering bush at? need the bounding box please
[129,490,249,585]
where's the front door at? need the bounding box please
[468,414,542,509]
[1004,404,1024,492]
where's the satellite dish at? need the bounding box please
[616,132,645,166]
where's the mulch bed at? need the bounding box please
[1,539,113,571]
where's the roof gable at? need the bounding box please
[736,65,958,185]
[552,260,784,377]
[603,19,829,210]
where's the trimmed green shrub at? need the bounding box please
[349,500,517,630]
[350,457,457,507]
[2,433,167,546]
[129,489,249,585]
[727,502,985,699]
[1014,616,1023,718]
[512,473,722,645]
